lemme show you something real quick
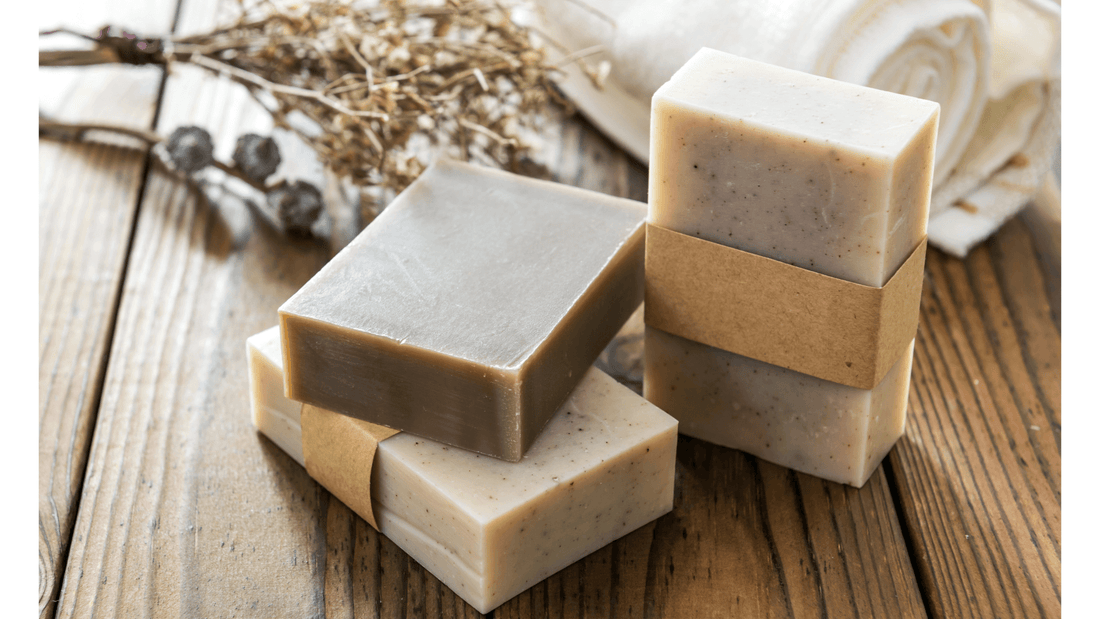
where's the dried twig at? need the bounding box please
[39,117,278,193]
[39,118,164,145]
[37,117,328,234]
[40,0,574,223]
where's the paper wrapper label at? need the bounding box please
[301,404,400,530]
[644,224,927,389]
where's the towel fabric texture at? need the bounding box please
[533,0,1060,257]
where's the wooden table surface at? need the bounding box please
[39,0,1061,617]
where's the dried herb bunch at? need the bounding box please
[171,0,568,193]
[41,0,600,221]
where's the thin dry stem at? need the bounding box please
[39,117,272,193]
[39,118,164,145]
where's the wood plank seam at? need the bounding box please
[986,234,1062,450]
[918,310,1030,617]
[45,144,155,619]
[750,460,796,619]
[789,470,829,615]
[60,178,187,617]
[43,0,184,612]
[887,242,1061,619]
[882,455,939,618]
[41,133,166,619]
[904,341,996,618]
[936,254,1060,605]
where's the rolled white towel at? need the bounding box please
[531,0,1059,257]
[926,0,1060,256]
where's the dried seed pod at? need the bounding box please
[233,134,282,182]
[267,180,323,236]
[165,126,214,173]
[120,0,568,225]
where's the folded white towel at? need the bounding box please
[532,0,1060,257]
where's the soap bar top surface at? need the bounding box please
[654,48,939,160]
[650,48,938,287]
[282,159,646,370]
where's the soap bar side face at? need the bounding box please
[863,339,915,481]
[516,226,646,454]
[644,326,911,487]
[885,119,937,278]
[254,405,305,467]
[282,313,519,458]
[485,425,677,605]
[372,504,486,606]
[247,326,305,465]
[488,368,678,603]
[248,326,293,422]
[649,50,938,287]
[371,444,488,577]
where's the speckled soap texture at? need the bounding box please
[279,159,647,461]
[247,326,678,614]
[645,49,938,487]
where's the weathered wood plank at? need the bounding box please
[53,0,341,615]
[888,217,1061,619]
[39,1,177,616]
[53,0,486,616]
[54,102,337,619]
[497,117,928,619]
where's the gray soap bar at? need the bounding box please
[280,160,646,461]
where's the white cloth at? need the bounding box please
[532,0,1060,257]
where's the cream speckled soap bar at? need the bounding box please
[247,326,678,614]
[279,159,646,462]
[645,49,937,487]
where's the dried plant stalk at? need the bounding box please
[41,0,590,221]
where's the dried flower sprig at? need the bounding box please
[40,117,325,236]
[40,0,598,223]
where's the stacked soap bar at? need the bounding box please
[248,326,677,614]
[280,159,647,461]
[644,49,938,487]
[249,160,678,613]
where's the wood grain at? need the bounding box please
[888,216,1061,619]
[53,102,336,619]
[44,0,1059,615]
[52,0,333,616]
[52,0,485,616]
[39,1,177,615]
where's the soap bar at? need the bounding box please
[645,49,937,486]
[280,160,647,461]
[247,326,678,614]
[647,326,913,485]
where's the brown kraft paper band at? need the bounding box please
[301,404,401,530]
[644,223,926,390]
